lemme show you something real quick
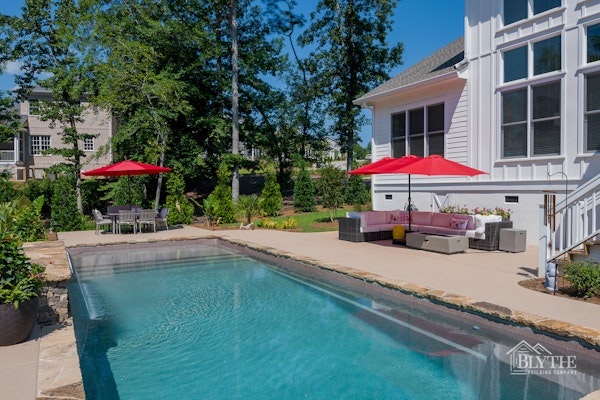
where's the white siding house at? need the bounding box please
[355,0,600,245]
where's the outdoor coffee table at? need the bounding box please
[405,232,468,254]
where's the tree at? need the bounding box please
[165,167,195,225]
[51,175,83,232]
[300,0,403,171]
[316,164,345,222]
[260,171,283,216]
[293,168,316,212]
[0,91,20,143]
[237,194,260,224]
[209,166,237,224]
[345,174,370,211]
[3,0,98,213]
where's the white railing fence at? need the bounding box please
[539,174,600,276]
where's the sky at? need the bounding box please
[0,0,464,144]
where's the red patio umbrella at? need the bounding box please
[83,160,172,204]
[348,155,422,175]
[390,154,487,231]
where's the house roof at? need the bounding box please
[355,36,465,103]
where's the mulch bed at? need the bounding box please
[518,278,600,305]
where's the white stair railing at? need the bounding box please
[539,175,600,276]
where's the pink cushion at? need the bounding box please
[430,212,453,227]
[411,211,432,225]
[450,217,468,230]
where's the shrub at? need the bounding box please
[237,194,260,224]
[260,172,283,217]
[293,169,316,212]
[0,171,17,203]
[563,260,600,299]
[0,195,46,242]
[51,175,84,232]
[21,177,54,214]
[257,218,278,229]
[280,217,297,230]
[165,168,195,225]
[0,231,46,308]
[316,165,345,222]
[208,167,236,224]
[345,174,370,211]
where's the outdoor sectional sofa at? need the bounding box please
[338,210,513,251]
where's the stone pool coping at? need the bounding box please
[10,227,600,398]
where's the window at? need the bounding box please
[391,112,406,157]
[533,36,561,75]
[585,73,600,152]
[504,0,561,25]
[503,36,561,83]
[504,46,527,82]
[504,0,527,25]
[587,23,600,63]
[391,104,444,158]
[501,81,561,158]
[29,99,40,115]
[83,137,94,151]
[30,135,51,155]
[533,0,561,15]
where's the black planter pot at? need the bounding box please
[0,297,39,346]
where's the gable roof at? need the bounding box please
[355,36,465,103]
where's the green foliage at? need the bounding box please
[0,231,46,308]
[207,167,236,224]
[21,178,54,214]
[294,169,316,212]
[237,194,260,224]
[102,177,147,207]
[316,165,346,222]
[280,217,297,230]
[345,174,370,211]
[50,176,84,232]
[80,179,105,215]
[299,0,403,169]
[165,168,194,225]
[563,261,600,299]
[260,172,283,217]
[0,91,20,142]
[0,171,18,203]
[256,218,278,229]
[0,195,46,242]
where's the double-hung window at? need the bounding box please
[501,81,561,158]
[503,0,561,25]
[391,103,445,158]
[585,73,600,152]
[30,135,51,155]
[503,35,561,83]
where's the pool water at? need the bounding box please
[68,242,600,399]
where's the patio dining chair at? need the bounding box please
[156,207,169,230]
[137,209,157,233]
[93,209,113,235]
[117,210,137,234]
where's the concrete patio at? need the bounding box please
[1,225,599,399]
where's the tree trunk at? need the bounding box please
[230,0,240,204]
[154,126,168,211]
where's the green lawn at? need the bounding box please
[226,208,351,232]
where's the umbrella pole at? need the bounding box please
[408,174,412,232]
[128,173,132,206]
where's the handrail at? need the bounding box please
[539,174,600,276]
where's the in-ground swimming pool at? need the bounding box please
[68,240,600,399]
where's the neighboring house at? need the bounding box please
[355,0,600,245]
[0,87,115,180]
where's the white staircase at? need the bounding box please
[539,174,600,276]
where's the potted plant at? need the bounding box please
[0,231,46,346]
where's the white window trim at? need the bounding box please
[500,33,563,84]
[499,1,565,31]
[30,135,51,156]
